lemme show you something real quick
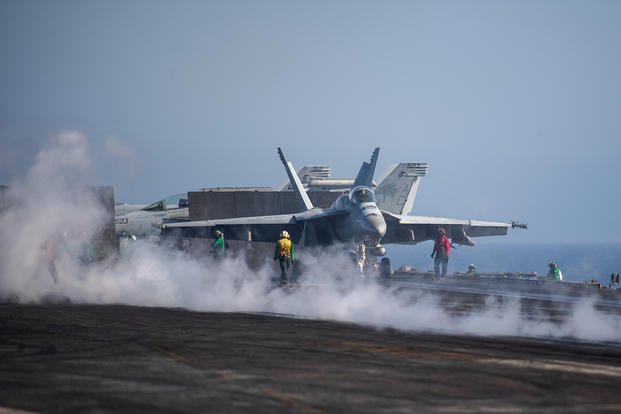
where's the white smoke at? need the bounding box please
[0,131,106,301]
[1,132,620,344]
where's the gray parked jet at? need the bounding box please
[115,193,189,239]
[162,148,512,263]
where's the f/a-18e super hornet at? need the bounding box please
[162,148,515,265]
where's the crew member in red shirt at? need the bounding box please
[431,228,451,277]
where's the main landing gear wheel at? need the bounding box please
[380,257,391,279]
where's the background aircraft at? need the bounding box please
[162,148,512,263]
[115,193,189,239]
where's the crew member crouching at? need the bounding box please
[547,261,563,281]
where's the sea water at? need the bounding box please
[388,241,621,285]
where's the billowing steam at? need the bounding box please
[1,132,620,343]
[0,131,107,301]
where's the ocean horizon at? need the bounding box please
[388,241,621,285]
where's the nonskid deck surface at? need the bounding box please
[1,303,621,413]
[381,272,621,318]
[275,272,621,321]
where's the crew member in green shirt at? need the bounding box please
[211,229,226,260]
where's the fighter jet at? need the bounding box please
[161,148,511,262]
[115,193,189,239]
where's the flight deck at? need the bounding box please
[1,293,621,413]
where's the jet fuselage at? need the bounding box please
[328,186,386,245]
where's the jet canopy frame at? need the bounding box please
[349,186,375,204]
[143,193,188,211]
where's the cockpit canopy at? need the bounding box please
[349,186,376,204]
[143,193,189,211]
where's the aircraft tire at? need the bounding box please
[380,257,391,279]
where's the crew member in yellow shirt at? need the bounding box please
[274,230,294,283]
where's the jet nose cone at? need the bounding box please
[365,213,386,239]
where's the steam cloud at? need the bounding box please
[1,132,620,343]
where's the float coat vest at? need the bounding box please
[275,238,294,261]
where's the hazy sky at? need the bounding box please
[1,0,619,243]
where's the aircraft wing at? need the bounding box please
[382,212,510,246]
[161,214,304,243]
[161,207,353,245]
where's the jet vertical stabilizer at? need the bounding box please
[353,147,380,188]
[375,162,429,215]
[277,147,314,211]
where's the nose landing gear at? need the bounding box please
[353,242,391,278]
